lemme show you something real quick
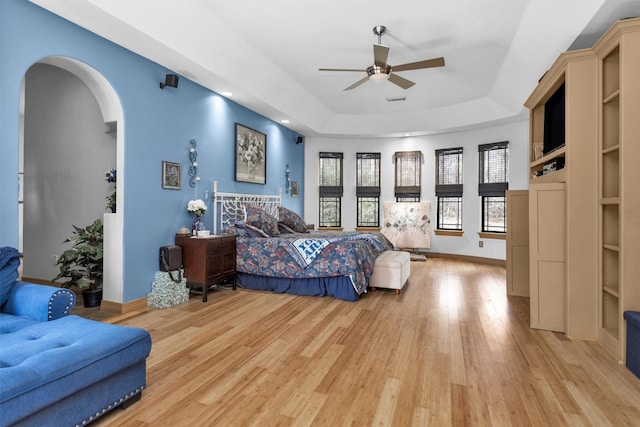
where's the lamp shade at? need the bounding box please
[367,65,391,82]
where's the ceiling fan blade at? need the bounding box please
[344,76,370,91]
[392,57,445,72]
[373,44,389,67]
[388,73,415,90]
[319,68,366,72]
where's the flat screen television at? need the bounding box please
[543,83,565,155]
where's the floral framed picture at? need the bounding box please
[162,161,181,189]
[235,123,266,184]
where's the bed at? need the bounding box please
[212,182,392,301]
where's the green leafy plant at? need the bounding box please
[105,168,116,212]
[106,192,116,213]
[53,219,104,290]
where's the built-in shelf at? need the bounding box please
[599,41,621,358]
[603,286,620,298]
[602,145,620,155]
[600,197,620,205]
[530,146,566,168]
[530,168,566,183]
[592,20,640,362]
[603,90,620,104]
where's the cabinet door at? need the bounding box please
[221,238,236,275]
[506,190,529,297]
[176,237,207,285]
[529,183,566,332]
[206,241,223,282]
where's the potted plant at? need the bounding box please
[53,219,104,307]
[105,168,116,213]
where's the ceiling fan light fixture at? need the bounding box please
[320,25,444,91]
[367,65,390,82]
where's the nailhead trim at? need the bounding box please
[47,289,75,320]
[75,386,145,427]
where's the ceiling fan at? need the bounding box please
[319,25,445,91]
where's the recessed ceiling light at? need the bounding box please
[280,119,290,124]
[220,91,233,97]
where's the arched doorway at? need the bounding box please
[20,56,125,305]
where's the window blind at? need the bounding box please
[394,151,421,198]
[319,152,343,197]
[478,142,508,196]
[356,152,381,197]
[435,147,463,197]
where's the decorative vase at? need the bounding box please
[192,215,204,234]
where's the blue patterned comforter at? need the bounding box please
[236,230,393,295]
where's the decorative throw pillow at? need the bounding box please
[278,206,308,233]
[245,205,280,237]
[0,256,21,308]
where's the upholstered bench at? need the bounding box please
[369,250,410,294]
[0,247,152,426]
[0,314,152,426]
[624,311,640,379]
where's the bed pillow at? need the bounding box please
[245,205,280,237]
[278,206,308,233]
[223,223,247,237]
[235,221,270,238]
[278,223,296,234]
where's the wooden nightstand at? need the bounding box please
[175,234,237,302]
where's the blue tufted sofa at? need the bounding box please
[0,248,152,426]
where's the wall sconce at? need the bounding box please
[188,139,200,189]
[296,136,304,144]
[285,164,291,194]
[160,73,179,89]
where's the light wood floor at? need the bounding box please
[94,258,640,426]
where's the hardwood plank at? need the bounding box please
[90,258,640,426]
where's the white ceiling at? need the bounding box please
[30,0,640,138]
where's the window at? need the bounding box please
[319,152,343,227]
[356,153,381,227]
[394,151,421,202]
[435,147,463,230]
[478,141,509,233]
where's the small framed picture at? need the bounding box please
[235,123,267,184]
[162,161,181,189]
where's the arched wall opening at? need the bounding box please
[20,56,125,304]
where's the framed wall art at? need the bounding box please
[235,123,266,184]
[162,161,181,189]
[381,201,431,249]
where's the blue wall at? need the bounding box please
[0,0,304,301]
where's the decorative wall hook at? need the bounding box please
[285,164,291,194]
[188,139,199,188]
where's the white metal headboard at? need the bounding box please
[212,181,282,234]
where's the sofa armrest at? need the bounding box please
[3,281,76,321]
